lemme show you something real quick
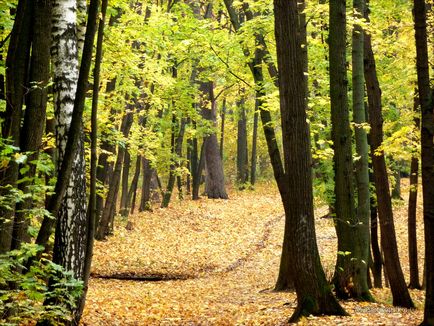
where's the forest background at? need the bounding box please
[0,0,433,324]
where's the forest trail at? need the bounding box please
[82,182,425,325]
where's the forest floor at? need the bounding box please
[82,180,426,325]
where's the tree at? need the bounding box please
[49,0,88,288]
[408,94,421,289]
[0,0,32,253]
[364,3,414,308]
[413,0,434,323]
[236,94,249,187]
[200,80,228,199]
[10,0,51,250]
[273,0,347,321]
[329,0,370,300]
[350,0,372,299]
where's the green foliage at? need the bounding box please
[0,244,83,325]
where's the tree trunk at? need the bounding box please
[250,101,259,185]
[413,0,434,322]
[162,116,186,207]
[408,156,421,289]
[236,96,249,187]
[408,96,421,289]
[370,183,383,288]
[200,81,228,199]
[96,112,134,240]
[119,149,131,216]
[274,0,347,320]
[75,0,107,320]
[220,99,226,159]
[350,0,372,300]
[192,141,205,200]
[140,157,153,211]
[50,0,89,296]
[391,164,402,200]
[330,0,370,300]
[125,155,141,216]
[364,17,414,308]
[11,0,51,250]
[0,0,32,253]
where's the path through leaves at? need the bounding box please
[82,182,425,325]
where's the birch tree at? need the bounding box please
[50,0,87,283]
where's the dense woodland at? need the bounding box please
[0,0,433,324]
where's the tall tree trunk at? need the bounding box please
[350,0,372,300]
[274,0,347,320]
[413,0,434,322]
[35,0,99,322]
[140,157,153,211]
[370,176,383,288]
[50,0,88,295]
[200,81,228,199]
[408,156,421,289]
[236,96,249,187]
[125,155,141,216]
[119,149,131,216]
[250,100,259,185]
[364,14,414,308]
[0,0,32,253]
[95,112,116,226]
[96,112,134,240]
[330,0,370,300]
[408,95,421,289]
[192,141,205,200]
[162,116,186,207]
[391,162,402,200]
[186,138,192,194]
[220,99,226,159]
[11,0,51,250]
[76,0,107,319]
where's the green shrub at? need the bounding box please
[0,243,83,325]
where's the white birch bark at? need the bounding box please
[76,0,86,57]
[51,0,87,281]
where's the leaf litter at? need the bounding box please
[82,180,425,325]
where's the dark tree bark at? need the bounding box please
[329,0,371,300]
[364,14,414,308]
[408,95,421,289]
[119,149,131,215]
[236,96,249,187]
[0,0,32,253]
[186,136,192,194]
[391,163,402,200]
[96,112,134,240]
[274,0,347,321]
[140,157,154,211]
[370,174,383,288]
[125,155,141,215]
[76,0,108,320]
[161,115,186,207]
[95,105,116,226]
[351,0,372,300]
[413,0,434,323]
[11,0,51,250]
[192,141,205,200]
[200,81,228,199]
[220,99,226,159]
[250,100,259,185]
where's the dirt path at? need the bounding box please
[82,184,425,325]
